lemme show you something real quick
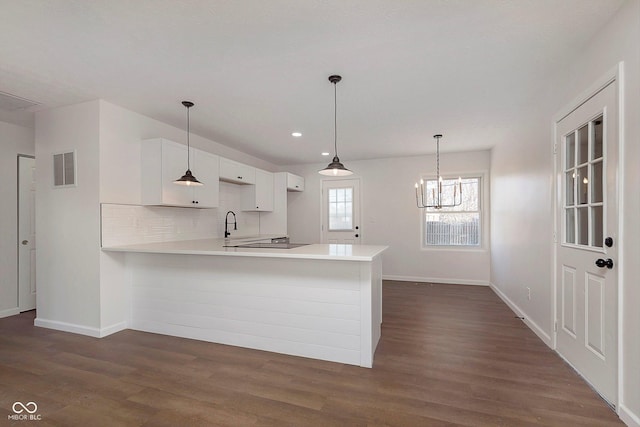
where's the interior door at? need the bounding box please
[321,178,361,244]
[555,82,618,404]
[18,156,36,311]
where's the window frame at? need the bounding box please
[419,172,488,252]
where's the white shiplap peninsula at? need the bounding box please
[103,239,387,368]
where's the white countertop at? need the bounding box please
[102,238,388,261]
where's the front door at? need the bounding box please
[321,178,361,244]
[555,81,618,404]
[18,155,36,312]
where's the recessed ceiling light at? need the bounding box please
[321,152,330,156]
[291,132,302,137]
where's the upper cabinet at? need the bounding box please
[141,138,219,208]
[241,169,274,211]
[286,172,305,192]
[219,157,256,185]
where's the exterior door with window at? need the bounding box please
[556,81,618,404]
[321,179,361,244]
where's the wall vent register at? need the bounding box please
[53,151,76,187]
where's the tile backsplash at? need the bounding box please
[216,182,260,238]
[101,182,260,246]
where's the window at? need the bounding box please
[328,187,353,230]
[563,116,604,248]
[423,177,481,247]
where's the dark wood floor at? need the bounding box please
[0,281,622,426]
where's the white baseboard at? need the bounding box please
[620,404,640,427]
[383,275,489,287]
[489,282,552,347]
[0,307,20,319]
[99,321,128,337]
[34,317,128,338]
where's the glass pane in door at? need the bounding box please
[578,124,589,165]
[593,117,603,159]
[565,208,575,244]
[565,172,575,206]
[577,166,589,205]
[328,187,353,230]
[566,133,575,169]
[592,161,603,203]
[592,206,603,248]
[563,117,605,249]
[577,207,589,245]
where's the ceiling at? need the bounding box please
[0,0,624,165]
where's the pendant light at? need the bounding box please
[174,100,203,186]
[319,75,353,176]
[415,134,462,209]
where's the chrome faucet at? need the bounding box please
[224,211,237,238]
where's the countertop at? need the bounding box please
[102,238,388,261]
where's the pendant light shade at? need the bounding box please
[175,169,201,186]
[319,75,353,176]
[320,156,352,176]
[174,100,203,186]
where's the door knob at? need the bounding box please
[21,240,28,245]
[595,258,614,269]
[355,234,359,238]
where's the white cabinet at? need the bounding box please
[141,138,219,208]
[260,172,288,235]
[190,150,219,207]
[286,172,305,192]
[219,157,255,184]
[242,169,274,211]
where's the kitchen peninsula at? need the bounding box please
[102,239,387,368]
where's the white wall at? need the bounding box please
[0,121,34,318]
[491,0,640,423]
[284,150,491,285]
[35,100,102,331]
[489,119,554,340]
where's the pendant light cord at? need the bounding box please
[333,81,338,157]
[186,105,191,170]
[436,135,440,182]
[436,135,441,206]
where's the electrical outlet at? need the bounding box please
[526,287,531,301]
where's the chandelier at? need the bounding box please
[415,134,462,209]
